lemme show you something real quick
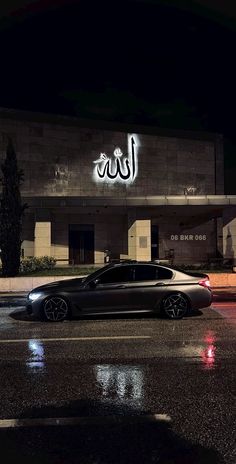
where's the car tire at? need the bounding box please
[41,295,69,322]
[161,293,189,320]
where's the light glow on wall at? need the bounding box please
[93,133,139,184]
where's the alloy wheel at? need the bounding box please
[43,296,69,322]
[162,293,188,319]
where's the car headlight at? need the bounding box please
[28,292,42,302]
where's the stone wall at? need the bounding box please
[158,219,216,264]
[21,209,217,264]
[0,114,223,198]
[0,110,224,264]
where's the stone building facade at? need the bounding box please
[0,107,234,266]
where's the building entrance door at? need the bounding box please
[69,225,94,264]
[151,225,159,260]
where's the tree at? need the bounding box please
[0,139,27,277]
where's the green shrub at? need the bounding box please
[20,256,56,274]
[39,256,57,270]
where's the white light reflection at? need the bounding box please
[95,365,143,402]
[27,339,46,372]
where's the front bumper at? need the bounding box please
[26,304,33,315]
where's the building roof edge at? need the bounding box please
[0,106,223,142]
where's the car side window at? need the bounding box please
[134,265,173,281]
[98,266,133,284]
[158,267,173,280]
[134,265,158,281]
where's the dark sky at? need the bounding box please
[0,0,236,191]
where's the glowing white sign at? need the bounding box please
[93,134,139,184]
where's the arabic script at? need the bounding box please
[93,136,137,183]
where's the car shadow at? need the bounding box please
[9,309,162,323]
[187,309,203,317]
[9,308,203,323]
[9,309,38,322]
[72,310,204,322]
[0,399,224,464]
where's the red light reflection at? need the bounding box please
[201,331,216,369]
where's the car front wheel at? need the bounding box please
[42,296,69,322]
[161,293,188,320]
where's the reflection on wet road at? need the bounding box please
[200,330,217,369]
[27,339,46,373]
[0,304,235,463]
[95,364,144,412]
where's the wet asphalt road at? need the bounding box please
[0,300,235,464]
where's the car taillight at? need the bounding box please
[199,278,211,288]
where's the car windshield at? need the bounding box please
[83,265,112,283]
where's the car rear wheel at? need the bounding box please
[161,293,188,319]
[42,296,69,322]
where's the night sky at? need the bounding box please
[0,0,236,191]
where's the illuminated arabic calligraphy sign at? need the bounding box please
[93,134,139,184]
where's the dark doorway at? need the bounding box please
[69,225,94,264]
[151,225,159,260]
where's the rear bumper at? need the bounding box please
[191,288,212,310]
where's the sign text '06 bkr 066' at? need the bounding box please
[26,262,212,322]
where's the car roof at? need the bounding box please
[104,260,174,271]
[105,261,206,277]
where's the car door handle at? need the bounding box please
[116,285,126,288]
[155,282,165,286]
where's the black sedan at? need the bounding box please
[26,261,212,322]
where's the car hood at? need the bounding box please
[30,277,85,293]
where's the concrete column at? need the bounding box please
[51,214,68,262]
[128,213,151,261]
[21,213,35,257]
[34,221,51,257]
[223,207,236,263]
[95,222,108,264]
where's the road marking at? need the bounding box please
[0,335,151,344]
[0,414,171,428]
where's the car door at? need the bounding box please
[76,265,136,312]
[126,264,173,310]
